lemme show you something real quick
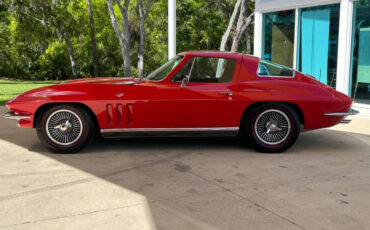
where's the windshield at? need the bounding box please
[145,55,183,81]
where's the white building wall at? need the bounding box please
[254,0,354,96]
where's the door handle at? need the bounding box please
[218,92,233,96]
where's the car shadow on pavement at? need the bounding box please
[1,114,370,229]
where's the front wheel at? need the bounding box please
[36,105,95,153]
[245,103,300,153]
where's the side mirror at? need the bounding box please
[180,76,188,88]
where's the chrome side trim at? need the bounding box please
[324,109,359,116]
[3,111,31,120]
[324,112,352,116]
[101,127,239,133]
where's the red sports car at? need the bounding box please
[3,51,357,153]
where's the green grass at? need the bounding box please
[0,79,60,105]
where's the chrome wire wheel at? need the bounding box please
[254,109,291,145]
[45,109,83,146]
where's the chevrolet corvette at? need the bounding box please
[3,51,357,153]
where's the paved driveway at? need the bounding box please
[0,106,369,230]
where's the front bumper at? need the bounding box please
[2,111,31,120]
[324,108,359,124]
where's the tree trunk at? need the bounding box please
[106,0,132,77]
[220,0,241,51]
[61,30,78,78]
[231,0,254,52]
[115,0,132,78]
[87,0,99,77]
[137,0,151,79]
[246,27,251,54]
[137,0,145,79]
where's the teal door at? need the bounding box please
[300,8,330,84]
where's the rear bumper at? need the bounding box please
[324,108,359,124]
[2,111,31,120]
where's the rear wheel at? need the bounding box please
[244,103,300,153]
[36,105,95,153]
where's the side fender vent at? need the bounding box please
[106,104,113,124]
[117,104,123,124]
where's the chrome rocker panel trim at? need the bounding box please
[2,111,31,120]
[101,127,240,138]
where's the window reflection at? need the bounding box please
[262,10,295,68]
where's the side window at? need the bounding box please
[190,57,236,83]
[172,57,236,83]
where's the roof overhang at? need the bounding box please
[255,0,341,13]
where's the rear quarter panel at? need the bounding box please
[233,56,352,130]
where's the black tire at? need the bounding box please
[244,103,300,153]
[36,104,95,153]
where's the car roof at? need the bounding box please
[179,50,251,59]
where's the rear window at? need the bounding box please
[257,59,294,77]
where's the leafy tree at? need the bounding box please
[0,0,255,80]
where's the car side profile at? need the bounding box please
[3,51,356,153]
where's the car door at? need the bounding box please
[150,56,241,128]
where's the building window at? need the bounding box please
[297,4,340,88]
[350,0,370,105]
[262,10,295,68]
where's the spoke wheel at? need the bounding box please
[45,109,83,146]
[254,109,291,145]
[244,103,301,153]
[36,104,96,153]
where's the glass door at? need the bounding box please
[297,4,340,87]
[350,0,370,105]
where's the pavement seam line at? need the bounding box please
[0,170,73,177]
[0,202,147,228]
[0,177,93,202]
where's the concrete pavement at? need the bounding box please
[0,106,369,230]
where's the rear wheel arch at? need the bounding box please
[239,102,304,131]
[33,102,100,132]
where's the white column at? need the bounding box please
[293,8,299,70]
[168,0,176,59]
[253,11,263,58]
[336,0,354,95]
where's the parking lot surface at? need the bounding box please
[0,106,369,230]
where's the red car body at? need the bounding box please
[4,51,354,152]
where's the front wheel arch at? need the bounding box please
[33,102,100,133]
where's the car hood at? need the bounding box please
[6,77,140,106]
[61,77,136,85]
